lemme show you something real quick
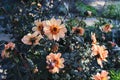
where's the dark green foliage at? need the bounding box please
[102,4,120,20]
[109,70,120,80]
[75,2,97,16]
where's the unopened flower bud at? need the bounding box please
[51,43,59,52]
[84,10,92,16]
[37,3,42,8]
[33,67,38,73]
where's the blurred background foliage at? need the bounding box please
[109,70,120,80]
[102,3,120,20]
[0,0,120,80]
[75,2,97,16]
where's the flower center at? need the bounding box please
[101,77,107,80]
[30,37,37,44]
[75,29,80,33]
[48,59,59,69]
[96,54,100,58]
[53,59,59,67]
[49,62,55,69]
[6,48,12,52]
[105,25,110,29]
[50,25,60,34]
[37,24,43,31]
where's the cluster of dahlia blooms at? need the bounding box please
[21,18,67,74]
[22,18,67,43]
[92,70,110,80]
[91,33,108,68]
[1,18,113,80]
[91,33,109,80]
[90,23,113,80]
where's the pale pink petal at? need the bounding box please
[44,30,51,35]
[53,67,59,73]
[60,58,64,63]
[47,33,53,40]
[103,59,107,62]
[38,34,43,39]
[56,53,61,58]
[91,44,99,56]
[50,18,57,26]
[58,31,65,38]
[60,25,67,32]
[46,20,52,26]
[56,19,61,26]
[42,21,48,27]
[46,53,55,60]
[33,31,39,36]
[97,58,103,68]
[22,36,32,45]
[101,70,108,77]
[4,44,9,49]
[92,73,101,80]
[32,27,37,31]
[34,20,41,26]
[53,34,59,41]
[1,50,5,59]
[44,27,51,34]
[59,64,64,68]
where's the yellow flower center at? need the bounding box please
[102,77,107,80]
[50,25,60,35]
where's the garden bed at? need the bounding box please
[0,0,120,80]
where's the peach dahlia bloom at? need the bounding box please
[91,44,100,56]
[1,42,15,59]
[101,24,112,33]
[91,33,97,44]
[32,20,44,34]
[92,70,109,80]
[91,44,108,68]
[97,46,108,68]
[46,53,64,74]
[43,18,67,41]
[21,32,43,45]
[72,27,85,36]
